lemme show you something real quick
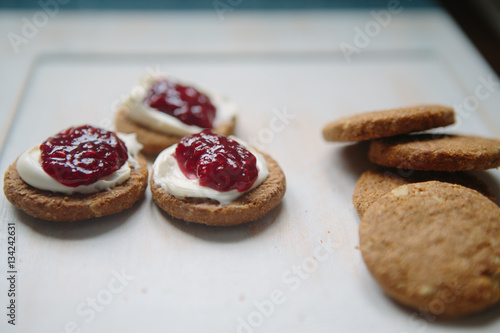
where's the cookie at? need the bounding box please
[360,181,500,319]
[323,105,455,142]
[115,108,236,155]
[353,166,497,216]
[150,152,286,226]
[369,134,500,171]
[3,155,148,222]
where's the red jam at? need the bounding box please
[174,130,258,192]
[144,79,216,129]
[40,125,128,187]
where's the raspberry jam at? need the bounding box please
[145,79,216,128]
[40,125,129,187]
[174,130,258,192]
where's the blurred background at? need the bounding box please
[1,2,500,333]
[1,0,499,75]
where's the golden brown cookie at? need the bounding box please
[3,155,148,222]
[115,108,236,155]
[353,166,497,216]
[360,181,500,319]
[369,134,500,171]
[150,153,286,226]
[323,105,455,142]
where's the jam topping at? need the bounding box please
[40,125,129,187]
[174,130,258,192]
[144,79,216,129]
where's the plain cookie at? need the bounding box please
[323,105,455,142]
[360,181,500,319]
[369,134,500,171]
[150,152,286,226]
[353,166,497,216]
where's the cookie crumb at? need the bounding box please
[418,285,436,296]
[432,195,445,203]
[391,185,409,197]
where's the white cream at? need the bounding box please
[117,132,143,169]
[16,133,143,195]
[120,74,237,137]
[152,138,269,204]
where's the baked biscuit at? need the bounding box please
[150,153,286,226]
[360,181,500,319]
[3,155,148,222]
[115,108,236,156]
[323,105,454,142]
[369,134,500,171]
[353,166,496,216]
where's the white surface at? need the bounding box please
[0,9,500,333]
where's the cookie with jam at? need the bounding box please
[3,125,148,221]
[116,74,236,155]
[150,130,286,226]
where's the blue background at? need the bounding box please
[0,0,437,10]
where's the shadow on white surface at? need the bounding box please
[471,170,500,206]
[151,200,285,243]
[14,195,146,239]
[340,141,372,179]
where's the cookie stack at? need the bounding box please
[323,105,500,319]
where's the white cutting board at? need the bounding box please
[0,9,499,333]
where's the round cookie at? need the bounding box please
[3,155,148,222]
[115,108,236,155]
[150,153,286,226]
[359,181,500,319]
[369,134,500,171]
[353,166,497,216]
[322,105,454,142]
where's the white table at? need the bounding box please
[1,9,499,333]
